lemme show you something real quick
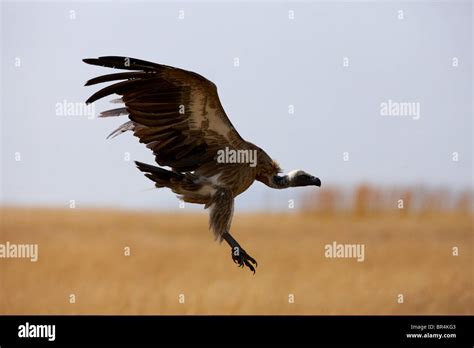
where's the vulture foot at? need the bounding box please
[231,246,258,274]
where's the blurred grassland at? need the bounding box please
[0,206,472,315]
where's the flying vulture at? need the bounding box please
[83,56,321,273]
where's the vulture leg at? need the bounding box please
[208,187,258,273]
[222,232,258,274]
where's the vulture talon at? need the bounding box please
[231,247,258,274]
[243,259,256,274]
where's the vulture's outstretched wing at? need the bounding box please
[84,56,246,172]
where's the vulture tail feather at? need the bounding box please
[135,161,184,188]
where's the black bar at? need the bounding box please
[0,315,472,346]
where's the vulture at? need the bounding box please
[83,56,321,273]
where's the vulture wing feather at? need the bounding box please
[84,56,247,172]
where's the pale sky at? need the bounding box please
[1,0,472,211]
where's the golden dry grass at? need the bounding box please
[0,207,472,314]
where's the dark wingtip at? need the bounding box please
[83,58,96,65]
[134,161,150,172]
[84,58,99,87]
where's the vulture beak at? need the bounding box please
[313,177,322,187]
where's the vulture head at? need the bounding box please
[286,170,322,187]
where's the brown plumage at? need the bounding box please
[84,56,321,273]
